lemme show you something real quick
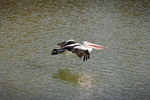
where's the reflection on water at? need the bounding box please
[52,69,99,89]
[52,69,80,85]
[1,0,150,100]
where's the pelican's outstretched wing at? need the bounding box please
[52,40,78,55]
[57,41,66,47]
[57,39,76,47]
[72,48,90,61]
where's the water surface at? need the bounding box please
[0,0,150,100]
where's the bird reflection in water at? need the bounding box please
[52,69,93,89]
[52,69,80,85]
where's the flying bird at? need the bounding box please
[51,39,107,61]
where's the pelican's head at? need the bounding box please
[83,41,107,50]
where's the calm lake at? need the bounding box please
[0,0,150,100]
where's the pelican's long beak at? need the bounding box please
[87,42,108,50]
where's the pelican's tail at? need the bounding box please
[51,49,65,55]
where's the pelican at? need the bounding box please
[51,39,107,61]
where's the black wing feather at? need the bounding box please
[72,49,90,61]
[57,40,76,47]
[57,41,66,47]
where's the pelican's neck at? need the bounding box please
[87,47,93,52]
[82,41,92,52]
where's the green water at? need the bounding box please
[0,0,150,100]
